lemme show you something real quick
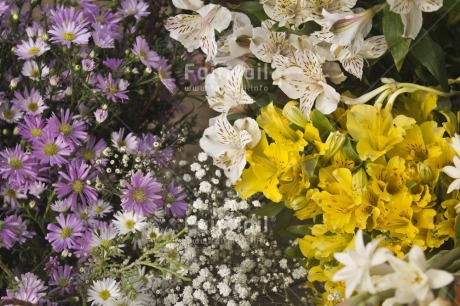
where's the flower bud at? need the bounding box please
[322,132,346,163]
[417,162,435,184]
[352,168,367,192]
[283,101,308,128]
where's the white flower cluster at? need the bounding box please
[151,154,307,305]
[333,230,454,305]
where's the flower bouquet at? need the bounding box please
[165,0,460,305]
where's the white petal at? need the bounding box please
[401,5,423,39]
[272,66,306,100]
[300,85,322,119]
[197,4,232,32]
[200,28,217,62]
[342,56,364,79]
[426,269,454,289]
[387,0,412,14]
[447,179,460,194]
[408,245,427,271]
[234,117,261,148]
[227,65,246,96]
[442,165,460,179]
[214,114,240,147]
[316,82,340,114]
[272,54,297,70]
[172,0,204,10]
[360,36,388,59]
[415,0,443,12]
[334,252,356,267]
[322,62,347,84]
[295,50,323,79]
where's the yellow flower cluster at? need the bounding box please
[235,93,459,304]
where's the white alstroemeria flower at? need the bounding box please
[378,246,454,306]
[443,155,460,193]
[272,50,340,119]
[165,4,232,62]
[249,20,291,64]
[304,0,357,19]
[261,0,310,26]
[172,0,204,11]
[387,0,443,39]
[315,5,383,56]
[199,115,261,183]
[214,13,253,66]
[205,65,254,114]
[332,35,388,79]
[333,230,390,298]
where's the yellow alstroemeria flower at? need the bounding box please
[299,229,353,262]
[257,102,307,150]
[347,104,415,161]
[236,131,303,202]
[312,167,364,233]
[393,91,437,124]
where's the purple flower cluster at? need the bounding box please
[0,0,194,303]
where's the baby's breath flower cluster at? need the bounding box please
[152,153,307,305]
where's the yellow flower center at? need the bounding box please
[28,47,41,56]
[31,70,40,78]
[132,188,146,202]
[93,206,103,213]
[3,110,13,120]
[98,290,111,301]
[9,158,23,170]
[31,128,42,137]
[108,86,118,94]
[44,143,58,156]
[6,189,16,198]
[72,180,84,193]
[101,240,111,248]
[58,279,68,288]
[60,226,73,238]
[63,32,76,41]
[28,102,38,112]
[59,123,72,136]
[164,193,175,204]
[83,149,95,161]
[125,219,135,229]
[139,50,146,59]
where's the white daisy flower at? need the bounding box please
[21,61,49,81]
[112,210,147,235]
[87,277,121,306]
[14,37,50,60]
[0,102,23,123]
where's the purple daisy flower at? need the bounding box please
[49,5,87,24]
[31,129,72,166]
[4,273,47,305]
[92,25,115,49]
[76,136,107,166]
[12,87,48,115]
[49,265,75,295]
[111,128,138,154]
[103,58,123,71]
[132,36,160,68]
[47,108,88,150]
[160,180,188,217]
[82,3,121,31]
[0,215,35,249]
[0,144,38,188]
[119,0,150,20]
[120,171,162,216]
[156,57,176,93]
[46,213,84,252]
[53,160,98,208]
[48,21,91,48]
[96,73,129,102]
[18,114,46,142]
[14,37,50,60]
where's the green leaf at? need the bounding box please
[252,201,285,217]
[409,29,449,90]
[287,224,312,237]
[285,246,304,259]
[342,138,361,164]
[228,1,269,22]
[382,8,411,71]
[310,109,335,142]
